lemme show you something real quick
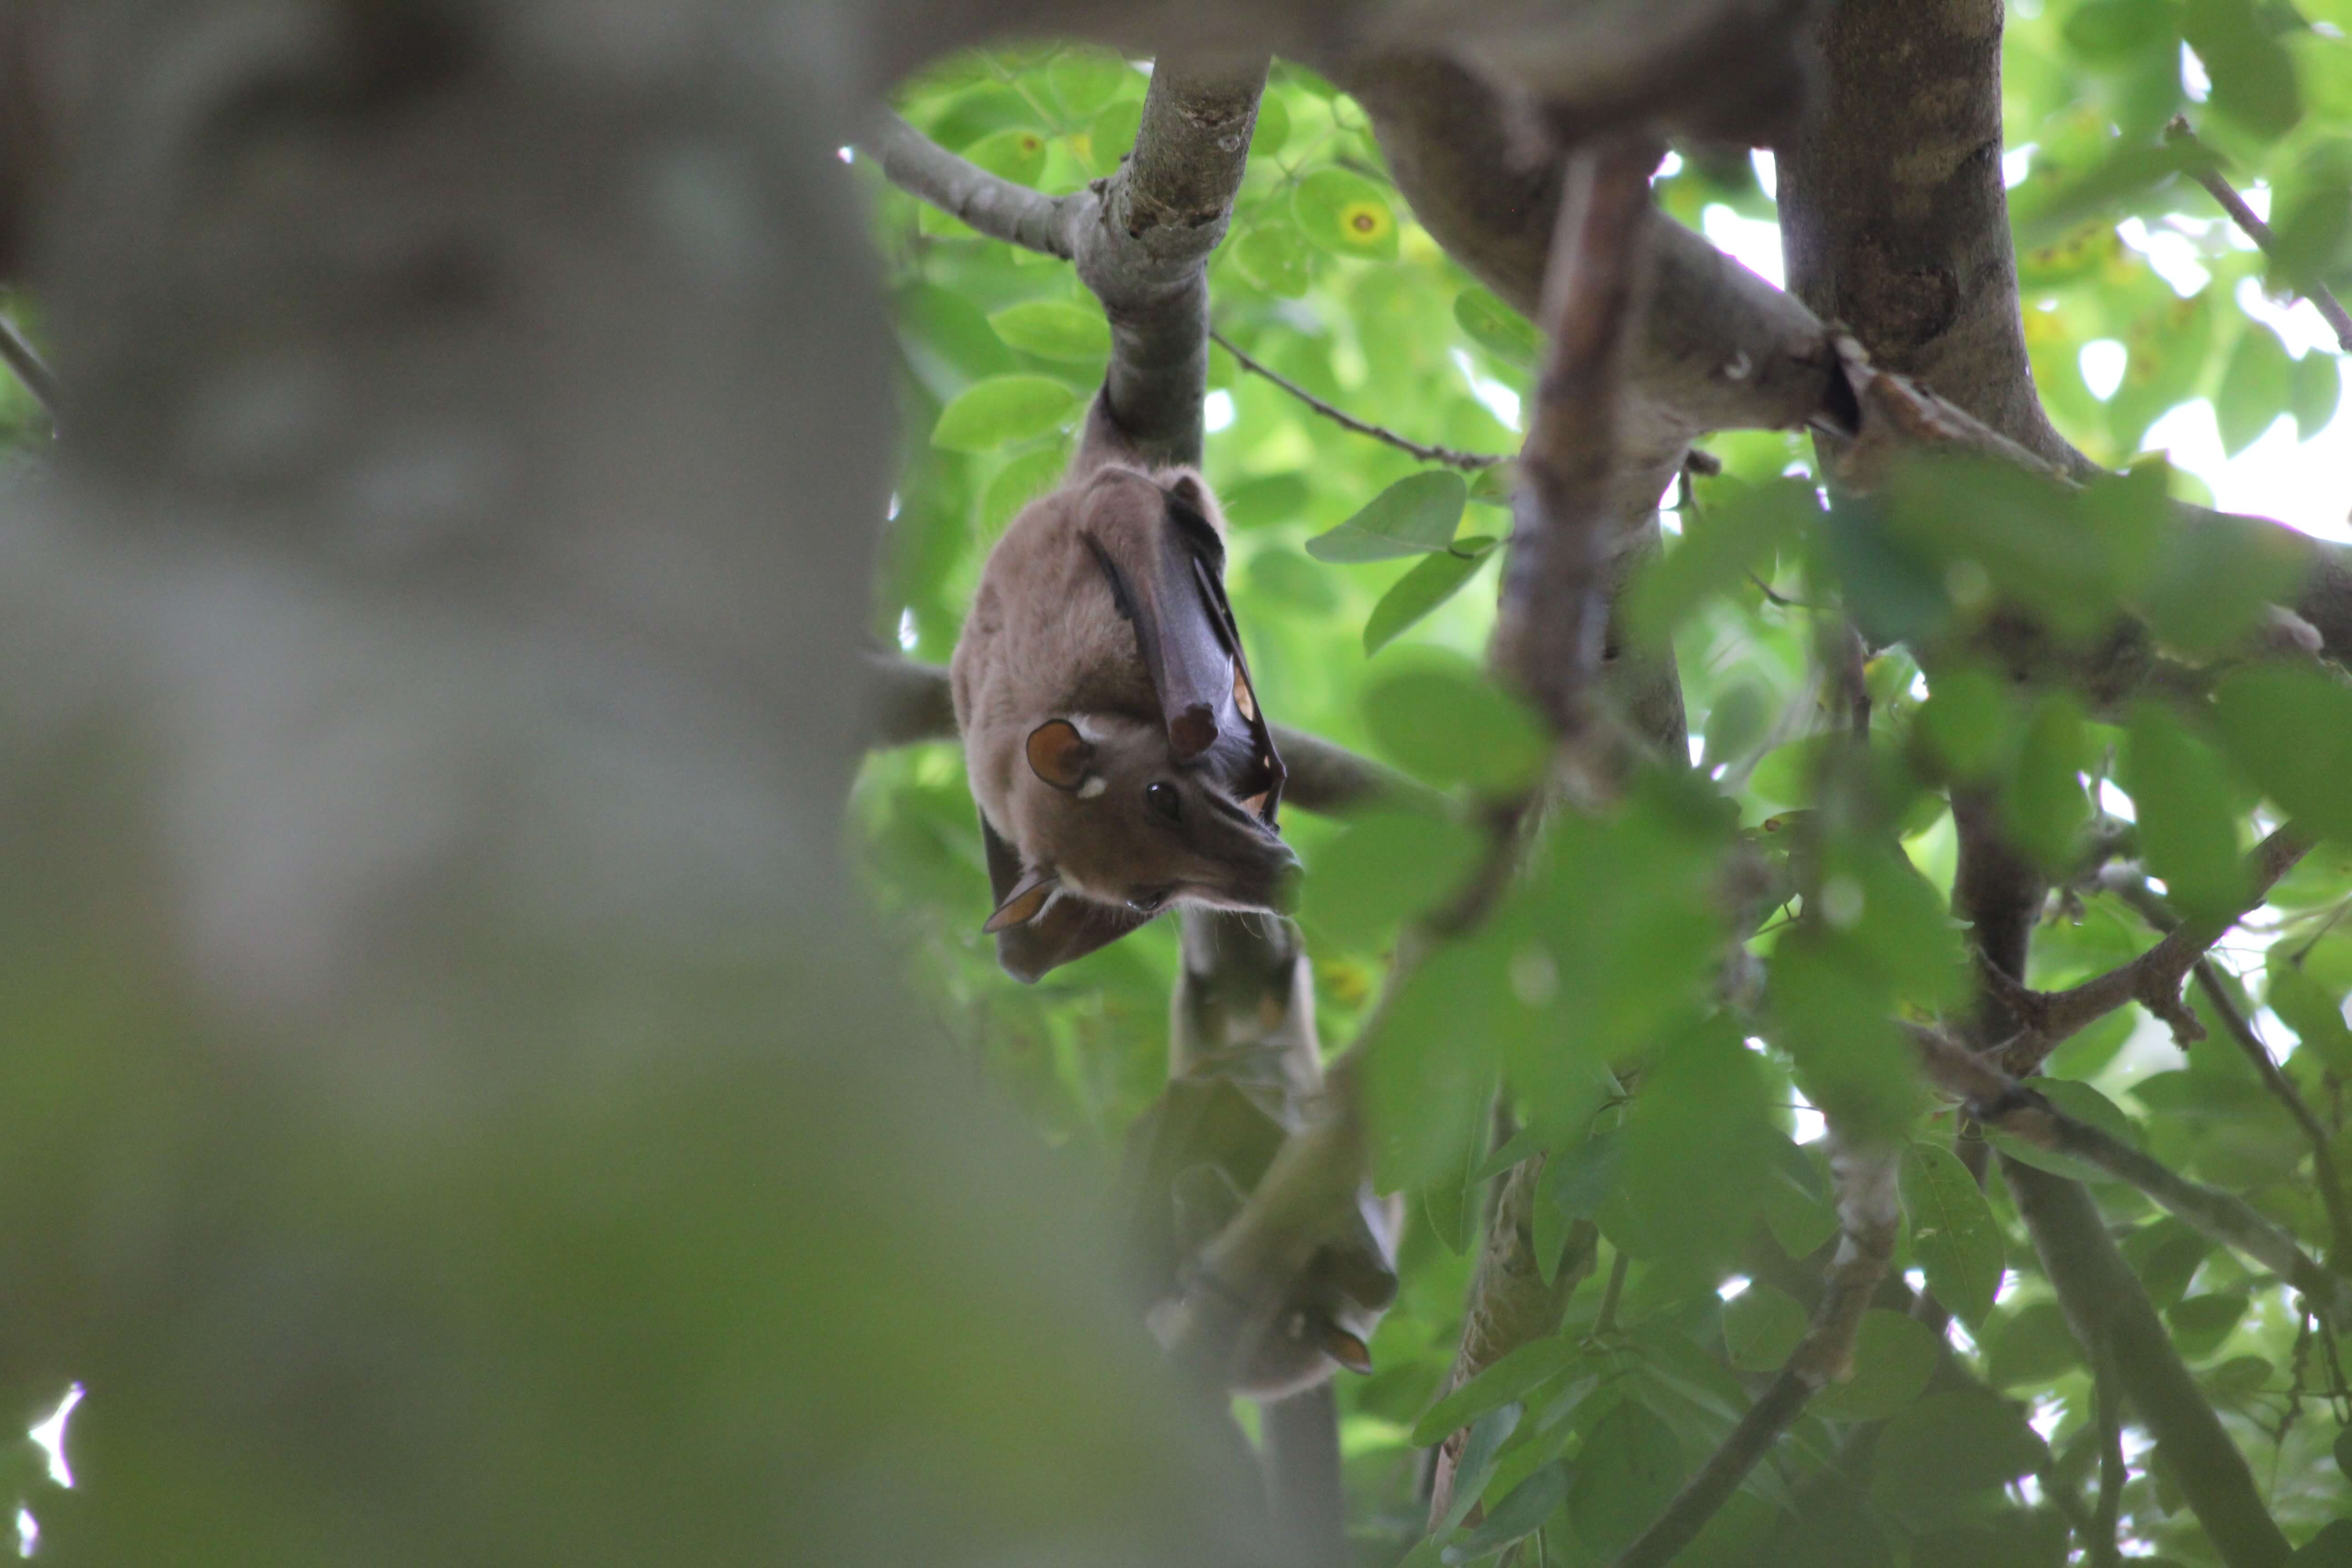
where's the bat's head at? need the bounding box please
[989,713,1301,932]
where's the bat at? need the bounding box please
[950,395,1295,982]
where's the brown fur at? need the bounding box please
[951,400,1294,978]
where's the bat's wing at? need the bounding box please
[979,808,1152,983]
[1081,477,1286,826]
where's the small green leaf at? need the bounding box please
[1307,471,1470,562]
[1364,539,1499,655]
[2217,322,2295,456]
[2124,699,2251,926]
[1084,100,1144,177]
[1998,692,2092,873]
[960,125,1050,187]
[2293,350,2341,438]
[1987,1301,2084,1389]
[2166,1290,2250,1359]
[1364,657,1548,794]
[987,300,1111,362]
[1424,1102,1491,1257]
[1565,1398,1686,1559]
[1301,809,1482,951]
[978,446,1069,532]
[2266,962,2352,1075]
[1919,664,2019,784]
[1410,1343,1571,1448]
[1724,1283,1808,1371]
[1871,1391,2048,1508]
[931,375,1082,451]
[1454,288,1542,365]
[1813,1310,1939,1421]
[1699,682,1774,772]
[1542,1129,1622,1223]
[1249,93,1290,162]
[1628,476,1818,641]
[2185,0,2303,141]
[1294,167,1401,260]
[1761,1135,1840,1259]
[1436,1405,1527,1531]
[1234,222,1314,298]
[2210,664,2352,843]
[1443,1463,1568,1565]
[1901,1143,2005,1329]
[1047,46,1127,119]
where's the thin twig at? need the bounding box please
[862,110,1084,258]
[1593,1248,1630,1336]
[2167,115,2352,354]
[0,311,56,427]
[1210,329,1506,471]
[2091,1340,2125,1568]
[1988,824,2313,1069]
[1909,1022,2352,1324]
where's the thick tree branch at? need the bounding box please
[1982,826,2313,1066]
[1910,1023,2352,1324]
[2004,1157,2294,1568]
[1211,329,1506,471]
[1610,1136,1901,1568]
[2166,116,2352,354]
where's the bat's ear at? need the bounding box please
[983,865,1059,933]
[1318,1324,1374,1375]
[1025,718,1095,791]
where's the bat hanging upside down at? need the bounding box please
[951,396,1297,982]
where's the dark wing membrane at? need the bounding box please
[1081,478,1239,763]
[1186,551,1284,827]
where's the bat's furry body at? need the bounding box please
[951,401,1293,981]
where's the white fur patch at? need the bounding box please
[1077,775,1107,799]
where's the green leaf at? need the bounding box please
[1901,1143,2005,1329]
[2294,1519,2352,1566]
[1603,1021,1779,1263]
[1234,222,1314,298]
[1813,1310,1939,1421]
[987,300,1111,362]
[1436,1404,1526,1532]
[1364,539,1499,655]
[978,446,1068,532]
[1083,100,1144,177]
[1987,1301,2085,1388]
[2136,506,2310,660]
[2065,0,2180,62]
[2124,699,2251,926]
[1565,1397,1685,1560]
[1219,471,1311,530]
[1699,681,1774,772]
[2210,664,2352,842]
[2217,323,2296,456]
[1047,46,1127,119]
[1411,1350,1563,1452]
[1424,1101,1490,1257]
[1723,1283,1808,1372]
[1362,656,1547,793]
[1307,471,1470,562]
[2267,962,2352,1074]
[1542,1129,1622,1224]
[1454,288,1542,365]
[893,280,1017,400]
[2166,1290,2250,1359]
[2335,1424,2352,1483]
[1302,810,1482,951]
[1293,167,1401,260]
[2293,350,2341,438]
[931,375,1082,451]
[1248,93,1290,162]
[1628,476,1818,641]
[1871,1391,2048,1509]
[2185,0,2303,141]
[1919,664,2019,784]
[1443,1462,1567,1564]
[1991,1079,2143,1183]
[1998,692,2092,873]
[960,125,1050,187]
[1761,1135,1840,1259]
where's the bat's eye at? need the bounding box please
[1146,781,1183,822]
[1128,888,1171,914]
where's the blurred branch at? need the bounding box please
[0,310,54,426]
[1210,328,1506,470]
[1610,1136,1901,1568]
[2091,1341,2124,1568]
[2166,115,2352,354]
[1980,825,2312,1067]
[862,655,1446,818]
[2100,866,2352,1270]
[1909,1022,2352,1324]
[2005,1156,2295,1568]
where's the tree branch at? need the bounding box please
[2004,1156,2294,1568]
[1909,1023,2352,1324]
[2091,1340,2125,1568]
[863,110,1084,257]
[1983,826,2312,1067]
[1610,1136,1901,1568]
[2099,866,2352,1270]
[2166,115,2352,354]
[1211,329,1507,470]
[0,309,54,426]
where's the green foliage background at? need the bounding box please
[857,8,2352,1563]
